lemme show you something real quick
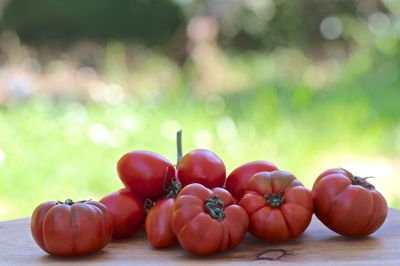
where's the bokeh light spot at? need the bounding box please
[87,123,110,143]
[105,83,125,104]
[369,12,390,35]
[320,16,342,40]
[216,116,238,140]
[119,116,139,133]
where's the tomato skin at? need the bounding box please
[312,168,388,237]
[240,171,313,243]
[117,151,175,201]
[145,198,177,248]
[100,189,146,239]
[171,183,249,256]
[226,161,278,200]
[177,149,226,189]
[31,200,113,256]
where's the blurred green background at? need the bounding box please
[0,0,399,220]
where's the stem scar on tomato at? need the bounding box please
[205,195,225,221]
[264,191,285,207]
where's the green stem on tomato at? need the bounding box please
[144,198,155,215]
[205,195,225,221]
[57,199,91,205]
[162,167,182,198]
[144,130,184,214]
[341,168,374,190]
[264,191,285,207]
[177,130,182,166]
[144,167,182,214]
[57,199,75,205]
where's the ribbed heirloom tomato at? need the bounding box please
[100,188,145,239]
[31,199,113,256]
[226,161,278,200]
[312,168,387,237]
[117,150,175,201]
[171,183,249,256]
[240,171,313,243]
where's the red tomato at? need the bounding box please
[31,199,113,256]
[144,177,181,248]
[117,151,175,201]
[171,183,249,256]
[145,198,178,248]
[240,171,313,243]
[226,161,278,200]
[100,188,145,239]
[177,149,226,189]
[312,168,387,237]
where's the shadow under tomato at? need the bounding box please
[36,249,113,264]
[324,234,383,245]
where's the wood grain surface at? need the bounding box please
[1,209,399,265]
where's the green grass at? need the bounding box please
[1,81,399,220]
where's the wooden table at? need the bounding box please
[1,209,399,265]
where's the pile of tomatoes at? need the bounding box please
[31,131,388,257]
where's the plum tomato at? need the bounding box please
[226,161,278,200]
[117,150,175,201]
[145,198,178,248]
[100,188,146,239]
[177,149,226,189]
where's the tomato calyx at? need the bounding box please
[264,191,285,207]
[341,168,374,190]
[56,199,91,206]
[162,169,182,199]
[205,195,225,221]
[144,167,182,214]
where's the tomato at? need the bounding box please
[31,199,113,256]
[145,198,178,248]
[226,161,278,200]
[100,188,146,239]
[312,168,388,237]
[240,171,313,243]
[177,149,226,189]
[117,150,175,201]
[145,177,181,248]
[171,183,249,256]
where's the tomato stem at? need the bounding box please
[264,191,285,207]
[56,199,91,206]
[144,167,182,214]
[144,199,155,214]
[162,167,182,198]
[57,199,75,205]
[205,195,225,221]
[177,130,182,166]
[341,168,374,190]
